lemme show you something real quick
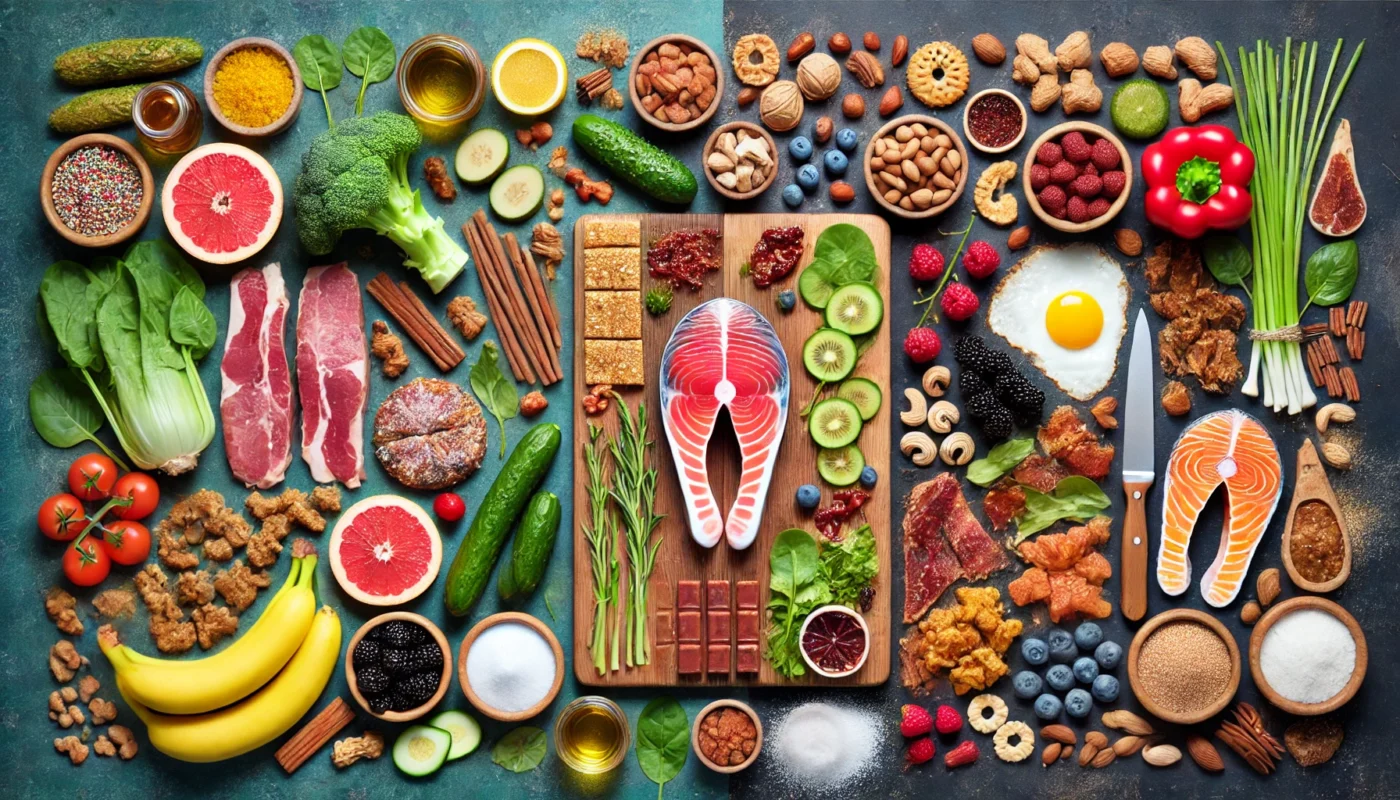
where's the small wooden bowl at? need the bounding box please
[628,34,724,133]
[345,611,452,723]
[1250,596,1367,716]
[1281,440,1352,592]
[1022,121,1133,233]
[797,604,870,678]
[702,121,778,201]
[962,89,1028,154]
[1127,609,1241,724]
[40,133,154,248]
[203,37,303,137]
[691,699,763,774]
[863,114,968,219]
[458,612,564,722]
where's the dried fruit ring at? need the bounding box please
[906,42,971,108]
[993,720,1036,762]
[974,161,1020,226]
[733,34,781,87]
[967,694,1008,734]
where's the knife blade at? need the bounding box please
[1121,307,1154,621]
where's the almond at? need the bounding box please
[1241,599,1262,625]
[1103,710,1155,737]
[1142,743,1183,767]
[1113,735,1146,757]
[841,93,865,119]
[1187,735,1225,772]
[1114,228,1143,256]
[1256,568,1281,607]
[1078,744,1099,767]
[1091,748,1117,768]
[971,33,1006,65]
[1008,225,1031,250]
[737,87,760,107]
[814,116,834,144]
[1043,743,1062,766]
[1040,725,1076,745]
[829,181,856,203]
[891,35,909,67]
[1060,744,1074,761]
[787,32,816,62]
[829,32,852,55]
[863,31,881,51]
[879,86,904,116]
[1084,731,1109,750]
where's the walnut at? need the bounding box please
[1055,31,1092,72]
[1099,42,1139,77]
[1015,33,1057,74]
[582,384,613,415]
[45,587,84,636]
[108,725,138,759]
[1091,397,1119,429]
[530,223,564,281]
[519,391,549,417]
[599,87,624,110]
[332,732,385,768]
[758,80,803,132]
[1061,69,1102,114]
[370,320,409,378]
[447,296,487,340]
[88,697,116,725]
[1161,380,1192,416]
[78,675,100,703]
[1174,36,1217,79]
[1142,45,1178,80]
[49,640,84,682]
[1178,79,1233,123]
[55,736,88,765]
[1030,74,1061,112]
[795,53,840,100]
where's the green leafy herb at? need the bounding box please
[169,285,217,359]
[798,223,879,308]
[966,437,1036,487]
[28,369,128,469]
[470,341,519,457]
[583,425,620,675]
[293,34,342,127]
[1304,239,1358,308]
[766,528,831,678]
[636,697,688,799]
[610,394,665,667]
[644,286,673,316]
[342,27,395,116]
[818,524,879,608]
[1015,476,1112,542]
[491,726,547,772]
[1202,235,1253,296]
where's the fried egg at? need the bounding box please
[987,244,1129,400]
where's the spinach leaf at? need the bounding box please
[470,341,519,457]
[28,369,127,468]
[636,697,688,797]
[1304,239,1359,307]
[343,27,395,116]
[39,260,100,369]
[799,224,879,309]
[766,529,829,677]
[491,726,547,772]
[769,528,820,598]
[124,240,202,299]
[294,34,342,127]
[966,437,1036,487]
[1202,236,1253,292]
[170,285,217,360]
[1015,476,1112,542]
[819,524,879,608]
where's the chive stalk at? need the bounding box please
[609,395,664,668]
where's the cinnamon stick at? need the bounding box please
[1329,307,1346,337]
[505,232,562,379]
[473,211,557,384]
[521,248,563,351]
[365,275,464,371]
[1340,367,1361,402]
[275,697,355,774]
[1306,346,1323,387]
[397,280,465,361]
[463,222,532,383]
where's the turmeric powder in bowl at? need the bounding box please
[213,47,294,128]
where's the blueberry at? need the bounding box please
[1034,693,1063,721]
[823,149,849,177]
[796,484,821,510]
[835,128,859,152]
[859,466,878,489]
[1091,674,1120,703]
[1047,628,1077,662]
[796,163,821,191]
[782,184,804,208]
[1094,640,1123,670]
[788,136,813,161]
[1073,656,1100,684]
[1045,664,1074,692]
[777,290,797,312]
[1012,670,1043,699]
[1074,622,1103,651]
[1064,688,1093,718]
[1021,637,1049,666]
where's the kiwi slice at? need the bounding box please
[817,444,866,487]
[809,397,863,449]
[803,328,857,382]
[836,377,883,421]
[824,282,884,336]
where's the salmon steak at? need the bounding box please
[660,298,789,549]
[1157,409,1282,606]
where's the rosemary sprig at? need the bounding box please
[582,425,619,675]
[609,394,664,667]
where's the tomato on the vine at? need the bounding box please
[63,538,111,587]
[67,453,118,501]
[102,520,151,566]
[39,494,87,541]
[110,472,159,520]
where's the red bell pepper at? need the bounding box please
[1141,125,1254,239]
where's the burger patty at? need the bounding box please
[373,378,488,489]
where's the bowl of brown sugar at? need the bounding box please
[1127,609,1241,724]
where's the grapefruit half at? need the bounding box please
[329,495,442,606]
[161,142,283,264]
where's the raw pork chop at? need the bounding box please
[297,263,368,488]
[221,263,293,489]
[660,298,788,549]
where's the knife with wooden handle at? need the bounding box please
[1121,308,1155,622]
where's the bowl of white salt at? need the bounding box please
[1250,596,1368,716]
[458,612,564,722]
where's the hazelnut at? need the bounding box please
[828,32,852,54]
[863,31,881,51]
[814,116,834,143]
[841,93,865,119]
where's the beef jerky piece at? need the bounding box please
[902,475,968,623]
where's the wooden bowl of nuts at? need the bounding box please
[628,34,723,132]
[863,114,968,219]
[1022,121,1133,233]
[703,121,777,201]
[692,699,763,774]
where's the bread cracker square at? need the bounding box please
[584,339,645,386]
[583,219,641,248]
[582,247,641,289]
[584,291,642,339]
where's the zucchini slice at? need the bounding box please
[489,165,545,222]
[427,710,482,761]
[393,725,453,776]
[455,128,510,185]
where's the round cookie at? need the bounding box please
[733,34,780,87]
[907,41,970,108]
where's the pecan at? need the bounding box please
[846,51,885,88]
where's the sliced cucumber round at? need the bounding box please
[394,725,453,776]
[802,328,857,383]
[809,397,863,449]
[818,444,865,487]
[798,267,836,309]
[456,128,510,185]
[427,710,482,761]
[824,282,884,336]
[489,164,545,222]
[836,377,883,421]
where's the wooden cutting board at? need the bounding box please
[571,213,891,687]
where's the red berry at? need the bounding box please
[1079,162,1099,178]
[1049,205,1068,220]
[940,283,980,321]
[900,704,934,737]
[1091,137,1120,170]
[962,241,1000,279]
[934,704,963,735]
[1049,161,1077,185]
[1029,163,1050,191]
[1071,174,1103,199]
[903,327,942,362]
[1088,197,1111,218]
[433,492,466,522]
[1101,170,1127,199]
[1035,141,1063,166]
[1061,131,1092,162]
[1038,185,1068,211]
[906,738,936,767]
[907,243,945,282]
[1067,195,1091,223]
[944,740,979,769]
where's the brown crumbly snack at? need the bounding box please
[584,339,645,386]
[284,500,327,533]
[1161,380,1192,416]
[260,514,295,542]
[49,640,84,682]
[1285,719,1343,767]
[446,295,488,340]
[584,291,643,339]
[77,675,100,703]
[91,589,136,619]
[163,489,252,547]
[55,736,88,765]
[88,697,117,725]
[54,703,85,728]
[582,247,642,289]
[192,604,239,650]
[202,536,235,563]
[156,529,201,570]
[50,690,70,714]
[310,485,342,513]
[45,587,84,636]
[134,564,171,611]
[246,488,307,520]
[370,320,410,378]
[108,725,138,759]
[130,568,198,653]
[576,29,628,68]
[520,390,549,417]
[333,732,386,768]
[93,735,116,758]
[583,219,641,248]
[245,488,326,532]
[214,561,271,612]
[149,614,197,654]
[530,223,565,280]
[246,531,284,569]
[422,156,456,202]
[1145,241,1245,393]
[176,570,216,606]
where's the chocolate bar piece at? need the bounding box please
[736,609,761,643]
[707,643,731,674]
[735,580,760,609]
[677,580,702,609]
[655,609,675,645]
[677,610,702,643]
[707,579,730,608]
[678,644,703,675]
[737,643,761,673]
[707,609,731,641]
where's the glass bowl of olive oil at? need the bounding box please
[397,34,486,126]
[553,696,630,774]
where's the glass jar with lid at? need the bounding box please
[133,81,203,156]
[397,34,486,127]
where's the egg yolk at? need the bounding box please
[1045,291,1104,350]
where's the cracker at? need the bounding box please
[583,247,642,289]
[584,291,643,339]
[584,339,645,386]
[583,219,641,248]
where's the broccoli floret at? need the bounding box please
[293,111,468,293]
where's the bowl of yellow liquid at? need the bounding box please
[553,696,630,774]
[398,34,486,126]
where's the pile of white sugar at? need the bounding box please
[1259,608,1356,704]
[770,702,882,788]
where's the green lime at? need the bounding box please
[1110,79,1170,139]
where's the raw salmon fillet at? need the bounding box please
[1157,409,1282,606]
[660,299,789,549]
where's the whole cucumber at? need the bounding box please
[55,37,203,86]
[571,114,698,204]
[498,491,561,602]
[444,423,561,616]
[49,84,146,133]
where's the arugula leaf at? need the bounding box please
[966,437,1036,487]
[1014,476,1112,542]
[492,726,547,772]
[636,697,688,798]
[819,525,879,608]
[470,341,519,457]
[342,27,395,115]
[1304,239,1358,308]
[293,34,342,127]
[1202,235,1253,293]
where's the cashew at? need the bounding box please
[900,387,929,426]
[922,365,951,397]
[901,431,938,467]
[939,432,975,466]
[928,401,961,434]
[1320,441,1352,470]
[1315,402,1356,434]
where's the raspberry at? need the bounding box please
[900,704,934,737]
[1079,162,1098,178]
[1067,195,1091,223]
[934,704,963,735]
[1029,163,1050,191]
[1038,185,1068,211]
[1061,131,1092,162]
[962,241,1000,279]
[944,740,979,769]
[1088,197,1111,218]
[907,243,945,282]
[1049,205,1068,219]
[1050,161,1077,185]
[940,283,980,321]
[1035,141,1063,166]
[1071,174,1103,199]
[903,327,942,363]
[1101,170,1127,199]
[906,738,936,767]
[1091,137,1120,170]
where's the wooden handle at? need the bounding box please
[1121,481,1151,622]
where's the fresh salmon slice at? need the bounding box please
[661,299,789,549]
[1157,409,1282,606]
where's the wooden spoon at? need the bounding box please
[1280,439,1352,593]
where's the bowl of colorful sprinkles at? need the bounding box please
[40,133,153,247]
[203,37,303,137]
[1250,596,1367,716]
[1127,609,1240,724]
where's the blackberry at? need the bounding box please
[977,349,1014,379]
[957,370,989,398]
[954,336,1013,379]
[351,638,380,669]
[413,641,444,674]
[376,620,427,649]
[368,694,392,715]
[380,646,413,676]
[964,391,1003,422]
[355,665,391,696]
[979,405,1015,440]
[392,671,441,710]
[953,336,988,365]
[995,373,1045,419]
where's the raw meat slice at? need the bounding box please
[903,473,1009,623]
[297,264,368,488]
[220,263,293,489]
[372,378,488,490]
[660,298,789,549]
[1157,409,1282,607]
